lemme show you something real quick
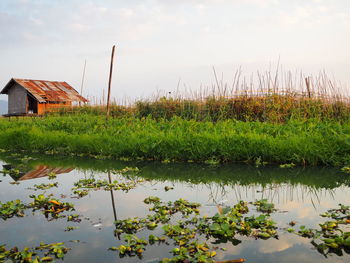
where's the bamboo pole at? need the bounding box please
[79,60,87,106]
[106,45,116,120]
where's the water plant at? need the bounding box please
[47,172,57,180]
[290,204,350,256]
[64,226,79,232]
[198,201,278,241]
[112,234,148,258]
[72,189,89,198]
[35,242,69,259]
[252,199,276,214]
[0,166,22,180]
[67,214,82,222]
[160,241,217,263]
[29,194,74,219]
[113,197,278,262]
[31,182,59,191]
[0,242,69,262]
[164,186,174,191]
[0,199,27,220]
[72,177,142,193]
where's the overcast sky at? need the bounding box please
[0,0,349,103]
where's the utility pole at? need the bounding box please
[106,45,116,120]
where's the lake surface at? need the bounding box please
[0,153,349,262]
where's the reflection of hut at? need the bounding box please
[18,166,74,181]
[0,78,88,116]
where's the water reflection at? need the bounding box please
[108,171,118,222]
[4,164,74,181]
[0,153,349,262]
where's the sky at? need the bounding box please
[0,0,349,103]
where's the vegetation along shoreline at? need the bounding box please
[0,109,349,167]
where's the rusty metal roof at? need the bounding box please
[1,78,88,103]
[18,166,74,181]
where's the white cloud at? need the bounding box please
[120,7,135,17]
[29,17,43,26]
[69,23,91,33]
[0,0,349,99]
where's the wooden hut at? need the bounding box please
[0,78,88,115]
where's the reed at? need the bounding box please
[57,70,350,122]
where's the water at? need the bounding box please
[0,153,349,262]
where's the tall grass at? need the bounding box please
[59,70,350,122]
[0,115,349,166]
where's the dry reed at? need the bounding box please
[57,69,350,122]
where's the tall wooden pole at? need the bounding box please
[106,45,116,120]
[79,60,87,106]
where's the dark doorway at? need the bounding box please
[27,94,38,114]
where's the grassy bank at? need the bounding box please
[0,115,349,166]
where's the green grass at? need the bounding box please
[0,114,349,166]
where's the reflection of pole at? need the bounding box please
[108,171,117,221]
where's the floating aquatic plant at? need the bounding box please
[164,186,174,192]
[64,226,79,232]
[29,194,74,219]
[31,182,59,191]
[72,177,143,193]
[290,204,350,257]
[72,189,89,198]
[160,241,217,263]
[48,172,57,180]
[252,199,276,214]
[35,242,69,259]
[67,214,82,223]
[0,242,69,262]
[0,200,27,220]
[113,197,278,262]
[110,234,148,259]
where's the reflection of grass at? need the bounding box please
[1,153,349,190]
[0,116,350,166]
[200,181,339,207]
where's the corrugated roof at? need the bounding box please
[18,166,74,181]
[1,78,88,103]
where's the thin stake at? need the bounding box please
[212,66,220,95]
[106,45,116,120]
[79,60,87,106]
[305,76,311,98]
